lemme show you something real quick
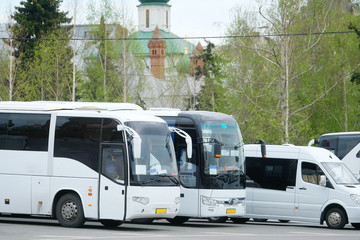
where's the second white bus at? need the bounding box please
[147,109,246,224]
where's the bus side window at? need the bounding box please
[319,138,337,154]
[338,136,360,160]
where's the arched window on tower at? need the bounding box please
[146,9,150,28]
[166,10,169,29]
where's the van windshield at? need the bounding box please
[322,162,359,185]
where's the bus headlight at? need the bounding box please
[132,196,149,205]
[201,196,219,206]
[175,197,181,205]
[350,194,360,205]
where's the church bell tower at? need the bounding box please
[138,0,171,32]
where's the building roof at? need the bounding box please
[130,29,196,57]
[138,0,170,6]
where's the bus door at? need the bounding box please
[99,144,127,220]
[177,145,200,217]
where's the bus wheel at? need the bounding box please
[351,223,360,229]
[325,208,347,229]
[230,217,249,224]
[207,217,228,223]
[279,220,290,223]
[253,218,268,222]
[55,193,85,228]
[100,220,123,228]
[131,218,154,224]
[167,217,189,225]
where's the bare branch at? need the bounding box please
[289,63,315,82]
[290,63,360,117]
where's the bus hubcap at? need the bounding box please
[328,212,341,226]
[62,201,78,220]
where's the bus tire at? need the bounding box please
[55,193,85,228]
[100,220,123,228]
[167,217,189,225]
[279,220,290,223]
[325,208,347,229]
[351,223,360,229]
[207,217,228,223]
[230,217,249,224]
[253,218,268,222]
[131,218,154,224]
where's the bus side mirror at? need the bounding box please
[132,136,142,159]
[214,142,221,158]
[117,124,142,158]
[319,175,326,187]
[185,136,193,159]
[169,127,192,159]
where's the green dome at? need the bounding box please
[139,0,170,4]
[176,51,191,74]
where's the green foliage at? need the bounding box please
[80,0,146,103]
[15,28,75,101]
[0,44,9,100]
[195,41,230,113]
[8,0,74,101]
[12,0,71,61]
[222,0,360,145]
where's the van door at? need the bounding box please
[99,144,127,220]
[246,157,297,217]
[295,161,329,219]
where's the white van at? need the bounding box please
[239,143,360,229]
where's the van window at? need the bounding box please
[246,157,297,191]
[301,162,324,185]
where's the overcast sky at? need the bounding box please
[0,0,260,44]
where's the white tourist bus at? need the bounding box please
[309,132,360,180]
[0,102,183,228]
[147,109,246,224]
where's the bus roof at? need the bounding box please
[147,109,237,124]
[320,132,360,137]
[0,101,143,111]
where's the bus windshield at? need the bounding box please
[126,121,179,186]
[322,162,359,185]
[201,122,245,176]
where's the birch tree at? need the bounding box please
[222,0,360,144]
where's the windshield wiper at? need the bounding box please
[158,175,180,185]
[200,138,224,145]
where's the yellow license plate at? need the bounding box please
[226,208,236,214]
[156,208,167,214]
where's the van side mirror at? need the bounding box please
[319,175,326,187]
[257,139,266,158]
